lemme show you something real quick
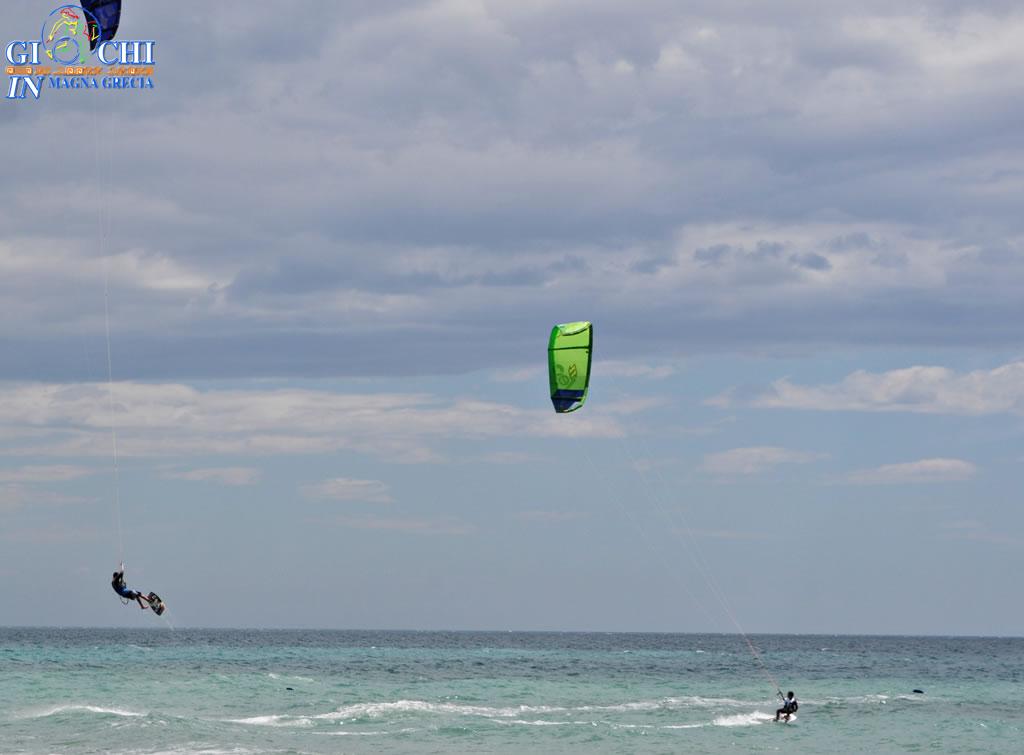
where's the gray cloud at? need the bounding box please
[3,2,1024,381]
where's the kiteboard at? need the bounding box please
[774,714,797,724]
[147,592,166,616]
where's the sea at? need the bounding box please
[1,628,1021,754]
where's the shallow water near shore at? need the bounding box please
[2,628,1021,753]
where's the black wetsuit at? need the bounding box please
[111,571,141,601]
[776,696,798,720]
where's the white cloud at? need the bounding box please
[479,451,544,464]
[701,446,824,476]
[489,366,543,383]
[674,528,772,541]
[0,485,89,510]
[846,458,977,485]
[0,465,94,483]
[711,361,1024,416]
[515,510,584,523]
[332,515,475,535]
[0,523,105,544]
[601,397,665,415]
[0,486,22,510]
[163,467,262,486]
[630,457,668,473]
[938,520,1022,547]
[0,381,625,461]
[301,477,394,504]
[677,416,736,437]
[598,360,676,380]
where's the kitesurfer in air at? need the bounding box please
[775,691,798,721]
[111,564,155,610]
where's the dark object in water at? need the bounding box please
[286,687,294,691]
[913,689,924,694]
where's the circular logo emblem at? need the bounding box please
[41,5,99,65]
[556,363,579,388]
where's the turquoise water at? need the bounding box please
[1,629,1021,753]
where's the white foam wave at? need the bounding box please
[506,719,580,726]
[321,697,738,720]
[146,745,262,749]
[266,672,314,682]
[317,699,572,721]
[713,711,773,727]
[579,701,659,713]
[20,704,146,720]
[664,695,751,709]
[229,714,313,728]
[662,723,708,729]
[230,696,772,730]
[323,726,420,737]
[570,696,749,714]
[322,730,391,736]
[821,693,889,706]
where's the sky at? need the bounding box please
[1,0,1023,635]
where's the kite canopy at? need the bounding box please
[548,321,592,413]
[81,0,121,51]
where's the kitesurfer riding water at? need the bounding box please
[775,691,798,721]
[111,564,162,613]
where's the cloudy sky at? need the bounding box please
[2,0,1023,634]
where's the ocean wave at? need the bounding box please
[663,695,752,709]
[18,704,147,720]
[232,695,764,727]
[570,696,746,713]
[325,697,741,720]
[818,693,891,707]
[662,722,708,729]
[227,699,799,737]
[57,744,375,755]
[266,672,315,682]
[712,711,774,727]
[504,719,582,726]
[498,718,711,731]
[315,700,569,720]
[229,714,314,728]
